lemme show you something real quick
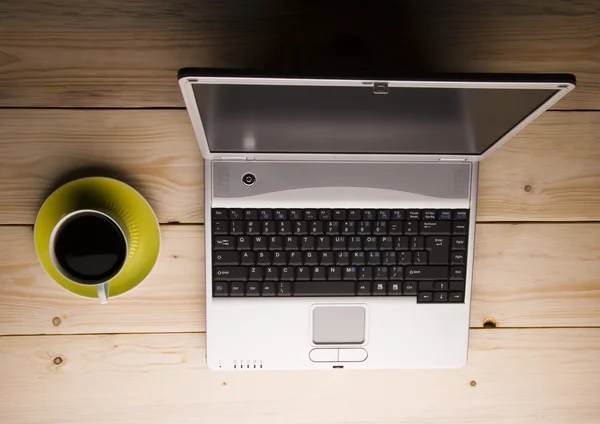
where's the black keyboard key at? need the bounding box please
[453,210,468,220]
[230,220,244,235]
[377,210,390,220]
[288,251,302,265]
[257,251,271,265]
[304,251,318,266]
[341,221,356,235]
[327,266,342,280]
[357,282,371,295]
[405,266,448,280]
[262,282,276,296]
[348,236,362,250]
[362,210,375,220]
[434,292,448,302]
[343,266,357,280]
[373,281,387,295]
[269,236,283,250]
[265,266,279,281]
[304,209,317,220]
[332,236,347,250]
[214,251,239,265]
[278,221,293,235]
[214,267,247,281]
[312,266,326,280]
[289,209,302,220]
[241,251,256,266]
[373,221,388,235]
[403,281,418,295]
[411,236,425,250]
[296,266,310,280]
[249,267,264,281]
[438,210,452,220]
[229,209,243,220]
[280,266,295,281]
[262,221,276,235]
[273,209,288,221]
[348,210,361,220]
[301,236,315,250]
[367,251,382,265]
[335,251,350,266]
[246,220,260,235]
[284,236,300,251]
[407,210,420,220]
[423,210,437,220]
[214,236,236,250]
[259,209,273,220]
[318,209,332,220]
[395,236,409,250]
[404,221,419,235]
[384,281,400,295]
[317,236,331,250]
[245,209,258,220]
[414,251,428,265]
[398,251,412,265]
[320,251,334,266]
[359,266,372,280]
[364,236,378,250]
[326,221,340,235]
[450,280,465,291]
[295,281,355,296]
[389,221,403,235]
[277,282,292,296]
[374,266,388,280]
[390,266,403,280]
[434,281,449,291]
[230,282,245,297]
[391,210,405,220]
[213,209,228,220]
[213,221,229,235]
[273,251,286,266]
[358,221,372,235]
[452,236,467,250]
[383,251,397,265]
[449,292,465,302]
[213,282,229,296]
[420,221,451,235]
[352,251,366,265]
[453,221,468,235]
[310,221,324,235]
[418,292,433,303]
[419,281,434,291]
[253,236,267,250]
[451,252,466,265]
[426,236,450,265]
[295,221,308,235]
[246,282,260,296]
[451,266,465,280]
[333,210,347,220]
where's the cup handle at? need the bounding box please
[97,282,110,304]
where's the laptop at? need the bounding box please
[178,69,575,370]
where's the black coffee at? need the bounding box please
[54,213,126,284]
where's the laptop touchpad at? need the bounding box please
[312,305,366,345]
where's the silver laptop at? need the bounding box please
[178,69,574,370]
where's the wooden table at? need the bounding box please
[1,2,599,423]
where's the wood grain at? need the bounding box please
[1,224,598,336]
[0,329,599,424]
[0,110,598,224]
[0,0,598,108]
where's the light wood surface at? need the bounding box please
[1,110,599,225]
[1,330,599,424]
[1,224,598,336]
[0,0,598,109]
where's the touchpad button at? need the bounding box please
[312,305,366,345]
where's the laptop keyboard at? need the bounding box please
[211,208,469,303]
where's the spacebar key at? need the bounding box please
[405,266,448,280]
[294,282,356,296]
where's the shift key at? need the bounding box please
[405,266,448,280]
[214,267,247,281]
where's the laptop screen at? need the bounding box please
[192,83,557,155]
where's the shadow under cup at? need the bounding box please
[52,211,128,286]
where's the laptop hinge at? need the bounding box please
[218,156,248,161]
[438,158,467,162]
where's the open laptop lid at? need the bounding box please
[178,68,575,162]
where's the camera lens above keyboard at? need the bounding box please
[211,208,469,302]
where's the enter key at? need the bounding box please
[426,236,450,265]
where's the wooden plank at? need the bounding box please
[0,0,598,108]
[1,224,598,336]
[0,110,598,224]
[0,329,599,424]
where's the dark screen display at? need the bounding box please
[193,83,556,154]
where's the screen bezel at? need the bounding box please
[178,70,575,162]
